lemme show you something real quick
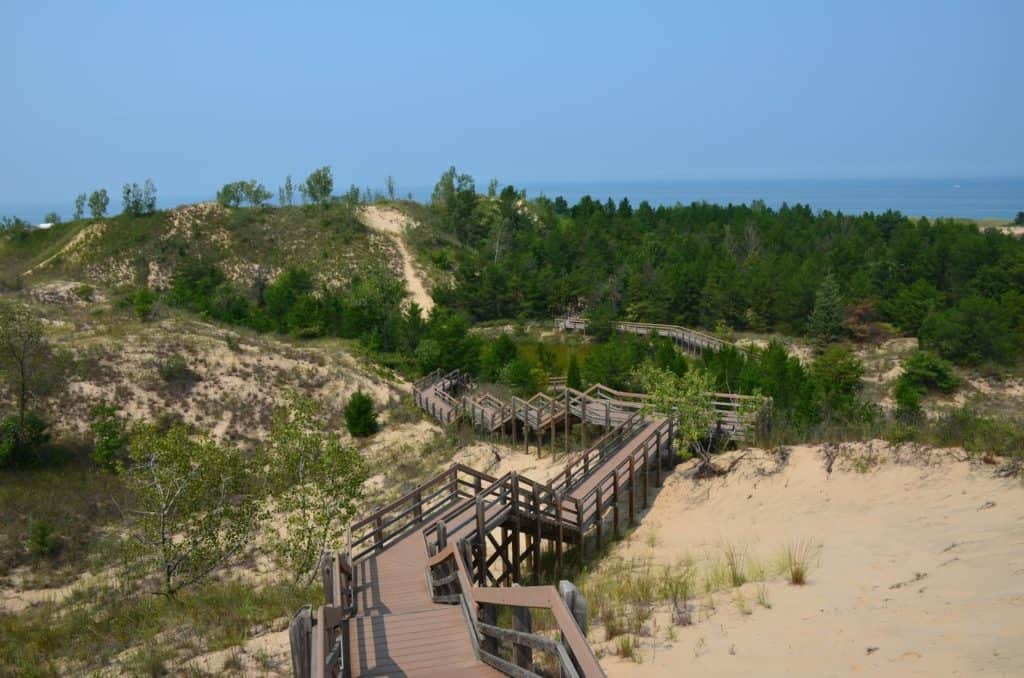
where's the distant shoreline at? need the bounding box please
[5,176,1021,224]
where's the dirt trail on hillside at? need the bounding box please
[598,442,1024,677]
[359,206,434,315]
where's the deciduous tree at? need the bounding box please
[267,397,367,583]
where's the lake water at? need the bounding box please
[6,177,1021,224]
[503,177,1023,220]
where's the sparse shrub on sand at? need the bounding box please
[756,583,772,608]
[344,390,379,437]
[781,540,822,585]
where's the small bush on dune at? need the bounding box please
[344,390,379,437]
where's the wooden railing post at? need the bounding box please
[413,488,422,523]
[642,444,650,509]
[595,485,604,550]
[476,497,487,585]
[555,492,564,577]
[628,455,636,526]
[564,388,570,457]
[481,602,498,655]
[612,470,620,540]
[655,429,663,487]
[374,517,383,550]
[575,497,584,567]
[532,485,542,584]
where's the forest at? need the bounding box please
[415,170,1023,367]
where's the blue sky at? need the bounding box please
[2,1,1021,208]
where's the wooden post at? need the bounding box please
[581,400,587,449]
[512,520,521,584]
[512,605,533,669]
[628,455,636,526]
[555,492,564,577]
[533,486,542,584]
[612,470,620,540]
[413,488,422,523]
[595,485,604,550]
[655,430,663,487]
[605,401,611,429]
[374,517,383,550]
[564,389,570,457]
[576,498,584,568]
[476,498,487,585]
[642,445,650,509]
[549,400,555,458]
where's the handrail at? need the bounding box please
[429,535,604,677]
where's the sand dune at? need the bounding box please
[598,442,1024,677]
[359,205,435,314]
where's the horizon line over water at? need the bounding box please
[5,177,1021,224]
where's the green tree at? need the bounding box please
[386,175,396,200]
[123,424,264,595]
[810,345,863,419]
[344,390,379,437]
[1015,211,1024,226]
[73,193,87,220]
[566,353,582,390]
[218,179,272,207]
[122,180,157,216]
[267,397,367,583]
[0,301,66,464]
[90,402,127,471]
[43,211,61,225]
[278,175,295,206]
[300,166,334,206]
[88,189,109,219]
[808,273,845,345]
[635,363,720,475]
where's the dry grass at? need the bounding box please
[781,539,822,586]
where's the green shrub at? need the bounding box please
[344,391,379,437]
[132,287,158,321]
[73,284,94,302]
[27,519,60,558]
[0,414,50,468]
[900,350,959,393]
[89,403,127,471]
[156,355,194,383]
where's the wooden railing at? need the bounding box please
[556,315,729,354]
[427,515,604,677]
[347,464,497,563]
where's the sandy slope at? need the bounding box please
[597,443,1024,677]
[359,206,435,314]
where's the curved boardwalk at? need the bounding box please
[294,318,762,676]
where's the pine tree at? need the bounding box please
[344,390,378,437]
[808,273,845,345]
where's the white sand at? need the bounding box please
[359,205,435,314]
[598,442,1024,677]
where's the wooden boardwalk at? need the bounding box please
[291,317,765,676]
[296,390,676,676]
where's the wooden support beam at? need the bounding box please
[511,520,521,584]
[564,389,570,457]
[595,485,603,550]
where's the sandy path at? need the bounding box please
[597,443,1024,677]
[359,206,434,315]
